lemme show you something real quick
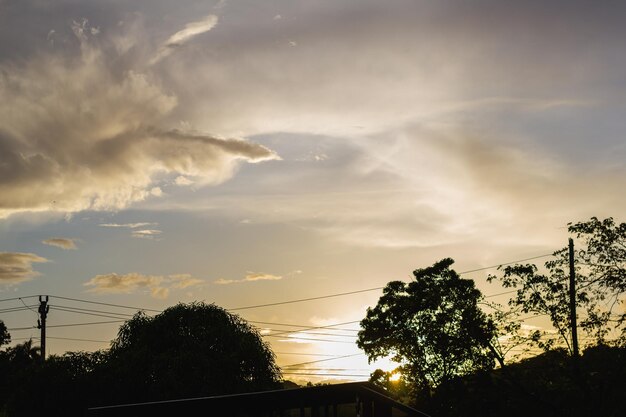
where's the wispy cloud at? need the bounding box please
[131,229,163,240]
[150,15,219,64]
[100,222,163,240]
[42,238,78,250]
[214,271,284,285]
[84,272,203,299]
[0,252,48,285]
[100,223,157,229]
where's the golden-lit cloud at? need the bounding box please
[131,229,163,240]
[0,18,277,219]
[99,223,157,229]
[84,272,203,299]
[42,238,78,250]
[0,252,48,285]
[214,271,283,285]
[151,14,219,64]
[100,222,163,240]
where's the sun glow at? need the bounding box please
[389,371,402,382]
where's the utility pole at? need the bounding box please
[568,239,579,359]
[38,295,49,361]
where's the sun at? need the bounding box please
[389,372,402,382]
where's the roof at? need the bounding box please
[87,381,430,417]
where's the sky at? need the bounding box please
[0,0,625,383]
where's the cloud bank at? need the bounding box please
[0,252,48,285]
[0,17,277,219]
[84,272,203,299]
[42,238,78,250]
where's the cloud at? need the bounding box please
[214,271,284,285]
[0,17,277,219]
[174,176,194,186]
[244,272,283,281]
[100,223,157,229]
[100,222,162,239]
[131,229,163,239]
[84,272,203,299]
[151,15,218,64]
[42,238,78,250]
[132,229,163,239]
[0,252,48,285]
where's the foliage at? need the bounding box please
[0,349,106,417]
[98,302,282,404]
[0,303,282,416]
[0,339,42,416]
[0,321,9,347]
[368,368,413,405]
[421,345,626,417]
[488,217,626,353]
[358,258,499,395]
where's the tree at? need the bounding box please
[0,320,9,347]
[488,217,626,352]
[357,258,499,396]
[0,339,42,416]
[96,302,282,405]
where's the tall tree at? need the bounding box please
[488,217,626,352]
[358,258,499,396]
[97,302,282,405]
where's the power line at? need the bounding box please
[229,287,385,311]
[484,290,517,299]
[263,321,361,338]
[0,306,37,314]
[50,304,135,317]
[0,295,39,304]
[7,323,38,331]
[46,336,111,343]
[263,334,356,344]
[283,353,365,368]
[46,320,126,328]
[228,253,555,311]
[49,295,161,313]
[282,372,368,378]
[18,297,39,317]
[249,320,360,332]
[50,306,133,320]
[281,368,372,372]
[266,330,357,338]
[5,253,554,322]
[274,352,349,357]
[459,254,554,275]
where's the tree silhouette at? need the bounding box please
[0,320,9,347]
[97,302,282,405]
[488,217,626,352]
[0,339,42,416]
[358,258,499,397]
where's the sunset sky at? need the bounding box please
[1,0,625,383]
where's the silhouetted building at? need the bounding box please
[87,381,427,417]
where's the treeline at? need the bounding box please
[359,217,625,416]
[427,345,626,417]
[0,303,281,417]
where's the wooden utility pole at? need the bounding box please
[568,239,579,359]
[38,295,49,361]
